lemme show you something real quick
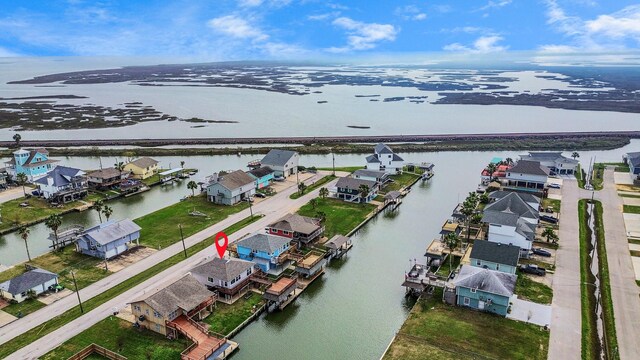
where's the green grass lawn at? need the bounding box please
[515,274,553,304]
[290,175,335,199]
[41,317,189,360]
[578,200,599,360]
[623,205,640,214]
[382,289,549,360]
[133,194,248,250]
[297,198,375,238]
[203,292,264,336]
[576,164,586,189]
[383,173,420,193]
[629,238,640,245]
[2,298,47,317]
[0,196,84,232]
[0,215,261,359]
[591,164,605,190]
[435,255,460,278]
[542,198,561,213]
[316,166,363,173]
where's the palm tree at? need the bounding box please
[572,152,580,160]
[298,182,307,196]
[180,160,185,169]
[187,180,198,197]
[504,157,514,166]
[310,198,318,210]
[485,163,497,181]
[45,214,63,251]
[102,206,113,221]
[444,232,460,274]
[16,173,28,197]
[319,187,329,200]
[94,199,104,223]
[542,227,559,243]
[461,192,479,242]
[358,184,370,203]
[18,226,31,261]
[12,133,21,147]
[114,161,125,179]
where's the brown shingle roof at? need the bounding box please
[129,157,158,169]
[88,167,122,179]
[132,274,213,315]
[217,170,254,190]
[268,213,321,235]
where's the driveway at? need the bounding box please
[37,289,73,306]
[622,197,640,206]
[614,171,633,185]
[507,297,552,327]
[0,186,32,205]
[623,213,640,239]
[0,311,16,328]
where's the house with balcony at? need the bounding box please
[206,170,255,205]
[76,219,141,259]
[504,160,549,194]
[335,177,377,203]
[235,233,292,275]
[246,166,274,189]
[34,165,88,203]
[123,157,159,180]
[519,152,578,175]
[451,265,516,317]
[624,152,640,185]
[482,192,539,256]
[190,257,256,303]
[365,143,404,174]
[353,169,389,185]
[266,213,324,245]
[259,149,299,178]
[469,241,520,274]
[87,167,130,189]
[4,148,59,181]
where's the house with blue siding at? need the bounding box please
[452,265,516,317]
[246,166,274,189]
[76,219,141,259]
[4,148,59,181]
[469,241,520,275]
[235,233,291,275]
[624,152,640,184]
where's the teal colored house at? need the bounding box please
[5,148,58,181]
[246,166,274,189]
[469,241,519,275]
[235,233,291,275]
[452,265,516,317]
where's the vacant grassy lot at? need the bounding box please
[515,274,553,304]
[297,198,375,238]
[316,166,363,173]
[41,317,189,360]
[383,173,420,193]
[542,198,561,213]
[134,194,248,249]
[2,298,47,317]
[383,290,549,360]
[290,175,335,199]
[0,196,83,232]
[203,292,264,336]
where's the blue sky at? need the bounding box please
[1,0,640,60]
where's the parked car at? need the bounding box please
[532,248,552,257]
[540,215,558,224]
[31,189,42,196]
[548,183,561,189]
[254,192,266,198]
[274,176,285,182]
[520,264,546,276]
[48,284,65,292]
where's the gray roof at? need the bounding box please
[129,157,158,169]
[375,143,394,154]
[336,177,376,191]
[191,258,254,282]
[392,153,404,161]
[268,213,321,235]
[484,192,539,220]
[384,191,402,200]
[83,219,141,245]
[453,265,516,297]
[236,233,291,253]
[0,268,58,295]
[489,190,540,206]
[521,152,579,164]
[627,152,640,169]
[482,210,520,227]
[133,274,213,315]
[215,170,255,190]
[325,235,349,250]
[353,169,386,179]
[365,154,379,163]
[34,166,84,187]
[470,241,520,267]
[509,160,550,177]
[261,149,298,167]
[247,166,274,179]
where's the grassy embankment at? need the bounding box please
[576,164,586,189]
[297,198,375,238]
[623,205,640,214]
[203,292,264,336]
[0,213,261,359]
[383,173,421,193]
[382,289,549,360]
[289,175,335,199]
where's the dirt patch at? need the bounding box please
[100,246,157,273]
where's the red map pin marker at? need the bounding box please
[214,231,229,259]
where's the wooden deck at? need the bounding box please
[168,315,225,360]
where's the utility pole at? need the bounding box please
[247,198,253,219]
[104,257,108,271]
[71,271,84,314]
[179,224,187,258]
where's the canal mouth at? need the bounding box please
[586,201,605,360]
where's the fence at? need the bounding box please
[67,343,127,360]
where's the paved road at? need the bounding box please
[1,172,340,359]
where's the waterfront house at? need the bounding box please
[484,191,539,225]
[130,274,215,336]
[4,148,59,181]
[469,241,520,274]
[488,190,541,212]
[482,193,539,256]
[0,168,7,190]
[123,157,159,180]
[452,265,516,317]
[190,257,256,303]
[260,149,299,178]
[335,177,377,203]
[266,213,324,245]
[365,143,404,174]
[246,166,275,189]
[353,169,389,185]
[0,268,59,303]
[76,219,141,259]
[519,152,578,175]
[34,165,88,203]
[235,233,291,274]
[504,160,549,193]
[87,167,130,189]
[624,152,640,184]
[481,164,511,185]
[206,170,256,205]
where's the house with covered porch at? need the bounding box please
[75,219,141,259]
[335,177,377,203]
[505,160,549,194]
[206,170,255,205]
[190,257,256,303]
[519,152,578,175]
[34,165,88,203]
[5,148,59,181]
[235,233,292,275]
[266,213,324,245]
[0,268,59,303]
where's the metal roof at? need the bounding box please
[83,219,141,246]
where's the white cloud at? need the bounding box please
[444,35,508,53]
[331,17,398,51]
[477,0,512,12]
[307,12,340,21]
[538,44,578,53]
[585,5,640,39]
[237,0,291,8]
[394,5,427,21]
[207,15,268,42]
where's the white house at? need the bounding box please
[519,152,578,175]
[190,257,256,303]
[260,149,299,178]
[0,268,59,303]
[481,192,539,256]
[365,143,404,174]
[488,191,541,213]
[34,165,88,203]
[206,170,256,205]
[505,160,549,191]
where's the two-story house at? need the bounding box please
[488,191,541,212]
[505,160,549,192]
[235,233,291,275]
[482,192,539,256]
[34,165,88,203]
[335,177,377,203]
[353,169,389,185]
[260,149,299,178]
[75,219,141,259]
[123,157,159,180]
[206,170,256,205]
[4,148,59,181]
[519,152,578,175]
[87,167,130,189]
[246,166,275,189]
[365,143,404,174]
[266,213,324,245]
[469,241,520,274]
[452,265,516,317]
[190,257,256,303]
